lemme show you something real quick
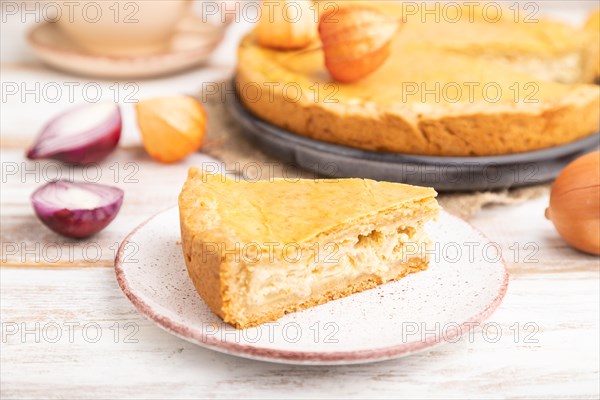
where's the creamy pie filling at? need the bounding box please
[241,222,431,307]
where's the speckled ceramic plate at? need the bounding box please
[115,207,508,365]
[227,88,600,192]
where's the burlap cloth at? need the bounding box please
[200,82,550,220]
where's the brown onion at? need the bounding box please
[545,151,600,255]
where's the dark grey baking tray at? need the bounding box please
[227,90,599,191]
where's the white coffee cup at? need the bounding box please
[53,0,192,56]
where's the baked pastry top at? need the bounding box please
[179,168,439,328]
[586,9,600,78]
[180,169,435,244]
[236,1,600,156]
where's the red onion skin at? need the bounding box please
[31,182,124,239]
[26,104,122,165]
[27,129,120,165]
[34,201,123,239]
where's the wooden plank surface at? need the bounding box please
[2,3,599,399]
[2,199,599,399]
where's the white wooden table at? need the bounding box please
[2,3,599,399]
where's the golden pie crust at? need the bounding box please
[236,2,600,156]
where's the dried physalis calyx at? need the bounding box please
[135,96,207,164]
[255,0,318,50]
[319,6,399,83]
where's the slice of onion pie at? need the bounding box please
[179,168,439,328]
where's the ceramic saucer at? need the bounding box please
[27,15,228,79]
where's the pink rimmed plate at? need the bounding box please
[115,207,508,365]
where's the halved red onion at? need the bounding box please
[31,180,124,238]
[27,102,122,165]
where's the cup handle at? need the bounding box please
[177,0,238,39]
[221,1,240,26]
[194,0,239,27]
